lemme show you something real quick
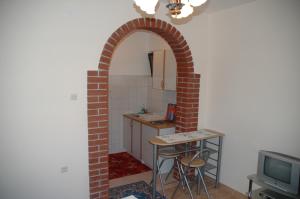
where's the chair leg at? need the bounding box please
[150,158,168,197]
[197,169,201,195]
[164,159,175,183]
[197,168,211,199]
[158,162,166,196]
[181,164,194,199]
[175,158,184,188]
[171,159,184,199]
[150,159,165,185]
[171,178,181,199]
[171,161,192,199]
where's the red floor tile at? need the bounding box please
[109,152,151,180]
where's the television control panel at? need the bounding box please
[255,188,293,199]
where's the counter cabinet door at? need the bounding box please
[123,117,132,153]
[152,50,165,90]
[132,120,141,160]
[164,50,176,91]
[141,124,158,169]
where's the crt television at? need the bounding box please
[257,150,300,195]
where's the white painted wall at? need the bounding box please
[0,0,268,199]
[206,0,300,193]
[110,31,151,76]
[2,0,298,197]
[0,1,149,199]
[109,75,151,153]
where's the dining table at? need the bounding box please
[148,128,225,198]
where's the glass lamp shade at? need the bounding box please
[189,0,207,7]
[134,0,159,15]
[172,0,193,19]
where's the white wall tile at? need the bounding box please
[109,75,176,153]
[109,75,150,153]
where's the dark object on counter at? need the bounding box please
[166,103,176,121]
[150,120,165,125]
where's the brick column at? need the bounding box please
[87,70,109,199]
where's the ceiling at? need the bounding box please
[160,0,256,13]
[204,0,256,13]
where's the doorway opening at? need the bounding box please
[87,18,200,199]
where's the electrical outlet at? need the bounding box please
[70,94,78,101]
[61,166,68,173]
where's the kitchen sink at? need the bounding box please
[131,113,165,122]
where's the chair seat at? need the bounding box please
[159,147,180,158]
[181,156,205,168]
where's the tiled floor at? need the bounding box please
[110,171,248,199]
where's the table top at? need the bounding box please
[149,129,224,146]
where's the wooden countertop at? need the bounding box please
[123,113,175,129]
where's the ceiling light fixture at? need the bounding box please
[134,0,207,19]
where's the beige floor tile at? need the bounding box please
[109,171,247,199]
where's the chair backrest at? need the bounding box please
[201,149,210,162]
[190,149,210,164]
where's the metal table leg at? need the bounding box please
[200,140,204,154]
[248,179,253,199]
[152,144,157,198]
[185,143,189,156]
[215,136,223,187]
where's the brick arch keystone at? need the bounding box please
[87,18,200,199]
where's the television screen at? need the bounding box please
[264,156,292,184]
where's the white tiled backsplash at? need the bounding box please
[147,87,176,115]
[109,75,176,153]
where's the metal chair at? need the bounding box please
[172,149,211,199]
[150,146,183,197]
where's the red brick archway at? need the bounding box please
[87,18,200,199]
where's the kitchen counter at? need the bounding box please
[123,113,175,129]
[123,113,175,170]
